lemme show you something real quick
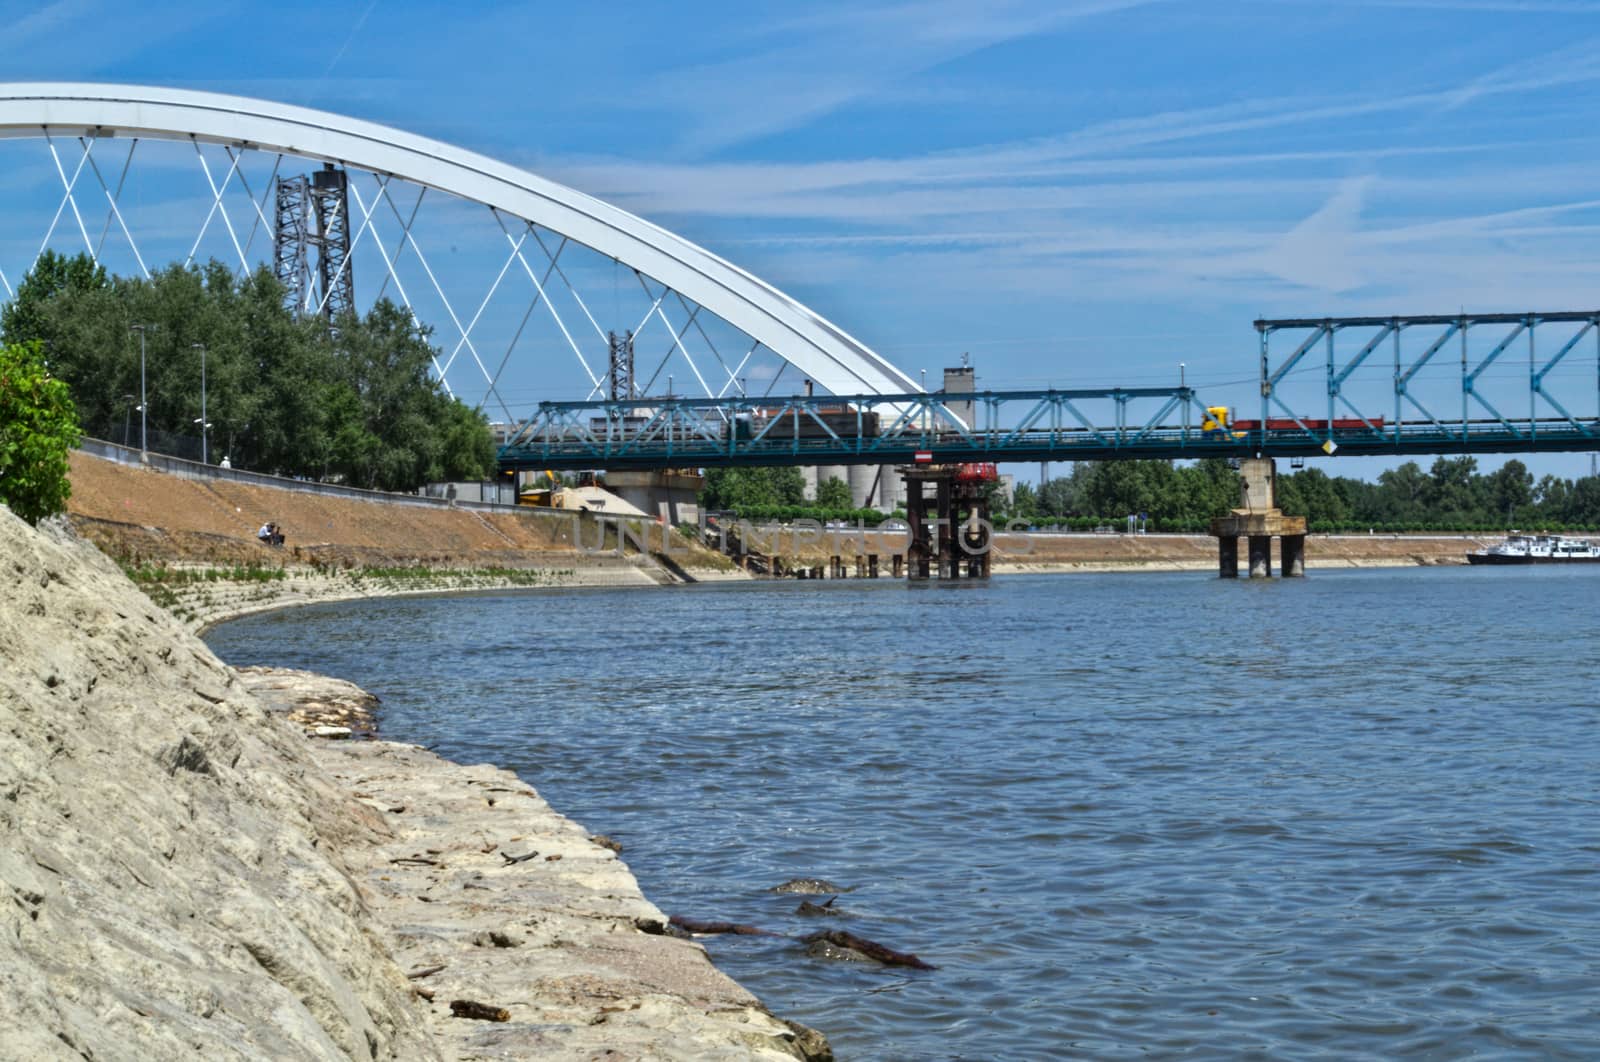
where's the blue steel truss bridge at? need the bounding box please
[499,311,1600,471]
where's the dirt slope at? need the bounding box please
[65,452,732,572]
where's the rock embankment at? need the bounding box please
[0,508,823,1060]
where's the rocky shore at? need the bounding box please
[0,508,826,1060]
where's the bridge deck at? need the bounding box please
[499,393,1600,471]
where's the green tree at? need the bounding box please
[1564,476,1600,527]
[0,250,108,346]
[1425,456,1481,520]
[1277,467,1351,525]
[7,258,494,490]
[0,341,81,524]
[1484,459,1533,526]
[701,466,806,510]
[1039,464,1095,516]
[1009,481,1039,518]
[816,475,852,509]
[1367,461,1428,525]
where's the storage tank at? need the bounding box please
[879,464,904,512]
[848,464,877,509]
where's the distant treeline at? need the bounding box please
[704,458,1600,533]
[1014,457,1600,533]
[1,251,494,492]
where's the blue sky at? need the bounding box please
[6,0,1600,479]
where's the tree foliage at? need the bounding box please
[701,466,806,510]
[0,340,81,524]
[0,249,108,346]
[816,475,853,509]
[1009,457,1600,532]
[0,255,494,491]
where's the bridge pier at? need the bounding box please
[1218,535,1239,578]
[1248,535,1272,578]
[1209,458,1307,580]
[902,465,992,581]
[1281,534,1306,577]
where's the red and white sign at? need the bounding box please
[913,451,933,463]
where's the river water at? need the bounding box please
[206,566,1600,1060]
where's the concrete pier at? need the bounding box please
[1210,458,1308,580]
[1281,534,1306,577]
[1218,535,1239,578]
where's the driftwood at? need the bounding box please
[499,850,539,866]
[389,856,438,867]
[449,999,511,1022]
[406,964,446,980]
[668,914,777,936]
[806,929,937,970]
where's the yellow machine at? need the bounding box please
[1201,406,1231,432]
[516,470,561,508]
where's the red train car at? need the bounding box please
[1229,417,1384,432]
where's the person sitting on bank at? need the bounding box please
[271,523,285,547]
[257,522,272,545]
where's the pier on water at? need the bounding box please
[1211,457,1306,578]
[902,464,995,581]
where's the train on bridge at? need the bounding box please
[725,405,883,441]
[1200,406,1386,436]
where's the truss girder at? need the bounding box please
[500,387,1289,470]
[1256,310,1600,455]
[0,83,919,398]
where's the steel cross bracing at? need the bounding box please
[500,363,1600,471]
[1256,311,1600,456]
[8,128,782,426]
[499,387,1233,470]
[0,84,923,404]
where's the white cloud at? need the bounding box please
[645,0,1157,154]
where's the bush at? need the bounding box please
[0,341,81,524]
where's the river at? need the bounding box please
[206,566,1600,1059]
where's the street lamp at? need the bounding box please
[121,394,136,448]
[130,324,153,454]
[192,342,208,464]
[193,418,212,463]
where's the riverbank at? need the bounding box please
[0,508,826,1059]
[66,451,1494,627]
[994,531,1493,573]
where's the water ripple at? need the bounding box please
[207,566,1600,1060]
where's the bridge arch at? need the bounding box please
[0,82,919,400]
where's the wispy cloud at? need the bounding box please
[645,0,1156,155]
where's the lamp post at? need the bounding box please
[192,342,208,464]
[130,325,151,454]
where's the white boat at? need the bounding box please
[1467,532,1600,565]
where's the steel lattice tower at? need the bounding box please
[607,329,635,401]
[273,164,353,323]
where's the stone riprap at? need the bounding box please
[0,508,824,1061]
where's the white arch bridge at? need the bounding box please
[0,82,920,429]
